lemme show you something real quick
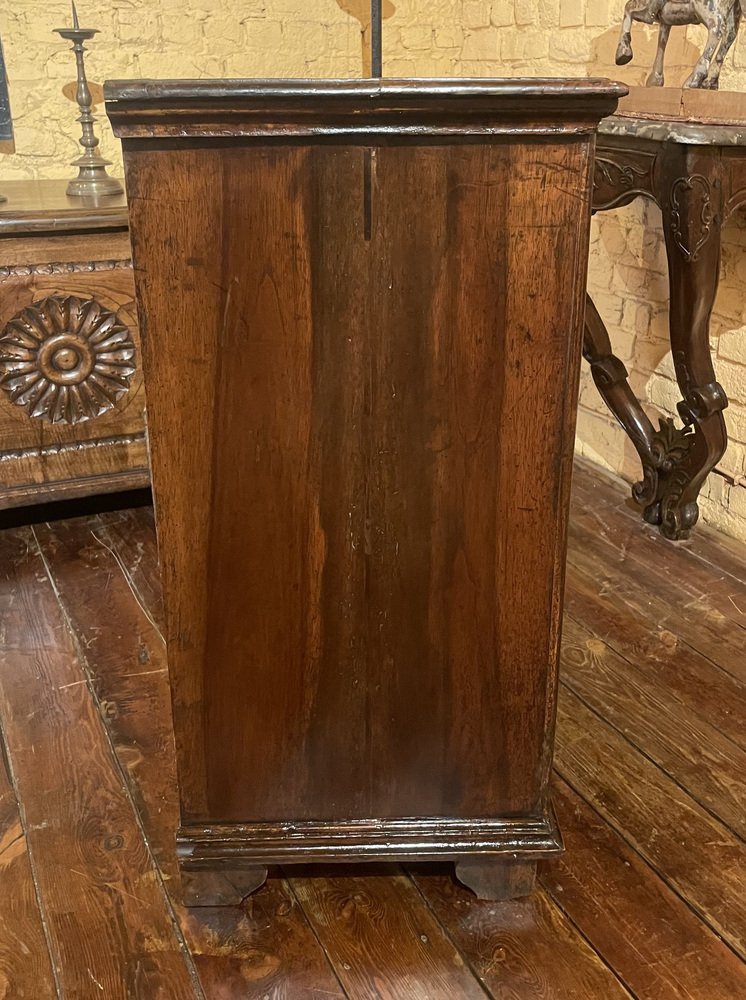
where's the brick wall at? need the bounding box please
[3,1,746,539]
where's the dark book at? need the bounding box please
[0,35,14,151]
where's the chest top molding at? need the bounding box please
[105,77,627,142]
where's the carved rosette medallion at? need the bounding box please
[0,295,136,424]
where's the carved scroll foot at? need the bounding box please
[180,865,268,906]
[454,859,537,901]
[639,381,728,541]
[642,497,699,539]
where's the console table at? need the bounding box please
[586,114,746,539]
[108,77,623,903]
[0,180,148,508]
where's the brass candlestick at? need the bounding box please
[54,2,122,197]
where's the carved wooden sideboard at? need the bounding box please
[586,114,746,539]
[0,180,149,508]
[107,77,624,904]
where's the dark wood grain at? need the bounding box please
[109,77,623,891]
[33,513,349,1000]
[413,867,634,999]
[555,686,746,959]
[95,507,162,621]
[542,778,746,1000]
[0,742,57,999]
[0,526,200,1000]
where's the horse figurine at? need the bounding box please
[615,0,742,88]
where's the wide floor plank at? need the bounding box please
[1,456,745,996]
[565,562,746,751]
[561,615,746,839]
[542,778,746,1000]
[33,515,348,1000]
[568,485,746,635]
[0,527,201,1000]
[290,868,490,1000]
[555,686,746,959]
[568,526,746,685]
[571,457,746,589]
[412,869,633,999]
[0,744,57,999]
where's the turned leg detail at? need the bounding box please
[584,294,657,505]
[454,859,537,901]
[180,865,268,906]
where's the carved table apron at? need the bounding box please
[586,115,744,539]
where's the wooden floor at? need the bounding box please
[1,457,745,999]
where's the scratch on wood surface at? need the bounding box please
[56,679,87,691]
[68,867,148,906]
[89,531,165,644]
[87,968,105,991]
[727,594,744,615]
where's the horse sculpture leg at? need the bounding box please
[703,3,741,88]
[616,0,658,63]
[685,6,726,86]
[646,22,671,85]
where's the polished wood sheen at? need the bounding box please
[1,457,744,995]
[106,78,625,901]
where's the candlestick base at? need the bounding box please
[66,157,123,198]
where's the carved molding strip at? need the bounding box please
[0,431,146,463]
[0,259,133,278]
[0,294,137,424]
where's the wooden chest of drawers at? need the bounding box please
[108,77,624,903]
[0,181,149,508]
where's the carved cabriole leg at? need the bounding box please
[653,148,729,540]
[584,294,658,505]
[180,865,268,906]
[455,859,537,901]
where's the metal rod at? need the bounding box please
[371,0,382,78]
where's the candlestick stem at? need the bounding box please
[54,9,122,198]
